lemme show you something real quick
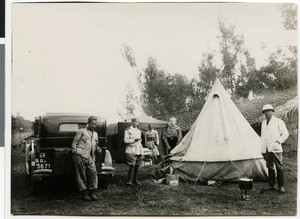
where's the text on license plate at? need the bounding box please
[31,158,51,169]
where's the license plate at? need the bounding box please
[33,158,51,169]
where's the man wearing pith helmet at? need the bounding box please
[261,104,289,193]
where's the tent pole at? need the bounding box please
[192,161,207,192]
[229,160,248,178]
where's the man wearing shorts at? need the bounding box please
[124,118,144,186]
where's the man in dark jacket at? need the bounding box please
[163,117,183,154]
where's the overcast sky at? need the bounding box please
[12,3,298,123]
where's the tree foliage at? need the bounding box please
[141,57,194,115]
[196,21,255,99]
[233,46,297,99]
[12,115,32,133]
[120,15,297,118]
[118,84,140,119]
[280,4,297,30]
[121,43,137,68]
[260,46,297,90]
[218,21,246,93]
[119,43,144,118]
[196,52,220,101]
[235,49,257,98]
[216,20,297,99]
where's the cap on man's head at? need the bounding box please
[262,104,275,113]
[131,118,138,122]
[88,116,98,123]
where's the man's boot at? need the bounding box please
[82,189,91,201]
[133,165,141,186]
[89,189,99,201]
[127,166,134,186]
[268,169,276,190]
[278,186,285,193]
[277,169,285,193]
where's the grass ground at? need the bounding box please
[11,148,297,216]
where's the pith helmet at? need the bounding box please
[262,104,275,113]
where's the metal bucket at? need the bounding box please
[238,177,253,190]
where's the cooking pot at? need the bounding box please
[238,177,253,190]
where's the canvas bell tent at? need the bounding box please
[169,79,268,181]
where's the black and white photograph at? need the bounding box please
[10,2,298,216]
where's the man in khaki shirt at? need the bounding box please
[72,116,101,201]
[124,118,144,186]
[261,104,289,193]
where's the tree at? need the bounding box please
[118,84,141,119]
[260,47,297,90]
[121,43,137,68]
[196,52,220,106]
[234,3,298,96]
[218,20,245,93]
[279,4,297,30]
[119,43,144,118]
[120,43,143,90]
[250,3,298,92]
[141,57,194,115]
[217,20,275,99]
[237,45,298,96]
[241,4,298,94]
[235,49,258,98]
[12,115,32,133]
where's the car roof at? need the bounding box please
[39,113,106,123]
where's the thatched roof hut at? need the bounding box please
[268,97,297,151]
[275,96,298,121]
[236,88,298,124]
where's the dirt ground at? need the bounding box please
[11,148,297,216]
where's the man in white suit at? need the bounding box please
[261,104,289,193]
[124,118,144,186]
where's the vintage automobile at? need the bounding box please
[25,113,115,194]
